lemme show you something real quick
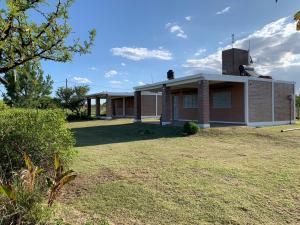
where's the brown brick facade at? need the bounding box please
[248,80,272,122]
[141,95,161,116]
[274,83,294,122]
[209,82,245,122]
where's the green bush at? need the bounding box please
[183,121,199,135]
[0,108,76,180]
[0,100,8,110]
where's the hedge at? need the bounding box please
[0,108,76,179]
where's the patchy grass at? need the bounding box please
[57,119,300,225]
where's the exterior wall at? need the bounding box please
[248,80,273,122]
[274,82,294,122]
[171,89,198,121]
[141,95,157,116]
[209,83,245,123]
[111,97,134,117]
[112,98,123,116]
[125,97,134,116]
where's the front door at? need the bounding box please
[173,96,179,120]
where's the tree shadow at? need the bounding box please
[71,123,183,147]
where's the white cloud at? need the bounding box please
[110,80,122,85]
[121,62,126,66]
[216,6,231,15]
[183,17,300,89]
[88,67,97,71]
[185,16,192,21]
[124,79,129,82]
[111,47,172,61]
[195,48,207,56]
[73,76,92,84]
[167,23,188,39]
[138,81,145,85]
[105,70,118,78]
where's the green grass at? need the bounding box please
[57,119,300,225]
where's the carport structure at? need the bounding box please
[86,92,134,119]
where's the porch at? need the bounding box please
[134,79,247,128]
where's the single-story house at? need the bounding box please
[133,48,296,128]
[86,91,161,119]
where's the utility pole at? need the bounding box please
[65,78,68,89]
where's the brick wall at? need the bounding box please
[274,83,294,121]
[209,83,245,122]
[141,95,160,116]
[248,80,272,122]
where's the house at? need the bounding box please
[133,48,296,128]
[86,91,161,119]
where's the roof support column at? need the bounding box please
[161,84,171,125]
[123,97,126,117]
[106,95,112,119]
[134,91,142,122]
[87,98,92,117]
[197,80,210,128]
[96,97,101,118]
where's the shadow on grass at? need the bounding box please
[72,123,183,147]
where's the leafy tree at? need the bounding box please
[56,85,89,116]
[0,0,96,74]
[276,0,300,30]
[3,61,54,108]
[296,95,300,107]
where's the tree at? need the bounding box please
[3,61,54,108]
[56,85,89,116]
[0,0,96,75]
[276,0,300,30]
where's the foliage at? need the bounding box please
[56,85,90,116]
[0,153,76,225]
[183,121,199,135]
[48,154,77,207]
[276,0,300,30]
[296,95,300,107]
[0,108,76,180]
[3,61,54,108]
[0,100,8,110]
[0,0,96,74]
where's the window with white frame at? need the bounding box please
[213,91,232,109]
[184,95,197,108]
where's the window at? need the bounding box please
[213,91,231,109]
[184,95,197,108]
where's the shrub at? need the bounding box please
[0,154,77,225]
[183,121,199,135]
[0,100,8,110]
[0,108,76,180]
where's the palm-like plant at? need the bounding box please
[47,154,77,207]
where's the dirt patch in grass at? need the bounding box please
[59,167,123,203]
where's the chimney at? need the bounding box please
[222,48,250,76]
[167,70,174,80]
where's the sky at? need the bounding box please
[2,0,300,95]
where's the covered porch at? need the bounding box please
[134,77,247,128]
[86,92,134,119]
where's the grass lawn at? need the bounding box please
[57,119,300,225]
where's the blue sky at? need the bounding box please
[4,0,300,95]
